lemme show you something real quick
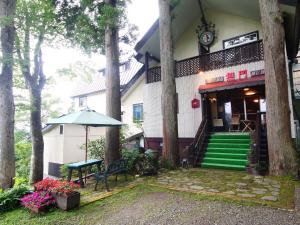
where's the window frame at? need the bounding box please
[133,103,143,123]
[79,96,87,107]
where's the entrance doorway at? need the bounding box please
[205,85,266,132]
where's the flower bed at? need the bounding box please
[20,191,55,214]
[34,178,80,211]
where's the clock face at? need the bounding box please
[199,31,214,46]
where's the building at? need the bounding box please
[43,58,145,177]
[135,0,300,171]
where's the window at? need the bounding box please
[79,96,87,107]
[133,103,143,122]
[59,125,64,135]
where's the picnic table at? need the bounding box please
[67,159,103,188]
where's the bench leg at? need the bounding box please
[105,178,110,192]
[115,174,118,182]
[96,163,101,173]
[67,168,73,182]
[125,172,128,181]
[94,180,99,191]
[78,169,84,188]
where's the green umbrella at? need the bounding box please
[47,108,122,162]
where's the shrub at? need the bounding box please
[60,164,69,180]
[82,137,105,160]
[0,185,30,212]
[15,141,31,181]
[21,191,55,210]
[34,178,79,195]
[121,148,140,172]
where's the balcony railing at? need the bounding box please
[147,40,264,83]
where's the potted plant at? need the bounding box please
[35,179,80,211]
[50,181,80,211]
[20,191,55,214]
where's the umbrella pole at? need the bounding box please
[85,125,88,185]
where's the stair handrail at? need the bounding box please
[187,115,209,166]
[253,111,266,164]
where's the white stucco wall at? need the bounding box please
[174,9,262,61]
[73,91,106,114]
[121,76,145,137]
[62,124,106,164]
[144,61,265,138]
[43,126,64,174]
[43,124,106,175]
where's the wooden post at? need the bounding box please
[145,52,149,83]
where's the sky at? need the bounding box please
[42,0,159,114]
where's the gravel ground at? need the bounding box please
[97,192,300,225]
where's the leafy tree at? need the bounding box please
[55,0,135,165]
[0,0,16,190]
[14,0,60,183]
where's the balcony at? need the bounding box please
[147,40,264,84]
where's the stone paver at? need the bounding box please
[237,193,257,198]
[261,196,278,201]
[154,169,286,203]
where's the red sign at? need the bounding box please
[239,70,248,79]
[191,98,200,109]
[226,72,235,81]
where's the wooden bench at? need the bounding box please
[94,159,128,191]
[67,159,103,188]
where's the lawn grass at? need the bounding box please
[0,170,298,225]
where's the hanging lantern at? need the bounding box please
[191,98,200,108]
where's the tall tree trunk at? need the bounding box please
[159,0,180,167]
[29,86,44,183]
[259,0,298,175]
[0,0,16,190]
[104,0,121,165]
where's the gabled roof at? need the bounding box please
[134,0,298,62]
[70,58,143,98]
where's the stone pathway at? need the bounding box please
[155,169,286,203]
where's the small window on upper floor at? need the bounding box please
[79,96,87,107]
[59,125,64,135]
[133,103,143,122]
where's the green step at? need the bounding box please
[205,152,248,159]
[201,162,246,171]
[207,143,250,149]
[206,147,249,154]
[210,134,250,140]
[208,138,251,144]
[203,157,248,166]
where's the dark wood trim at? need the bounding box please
[147,40,264,83]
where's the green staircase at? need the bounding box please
[201,133,251,171]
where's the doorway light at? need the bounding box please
[243,88,249,91]
[253,99,259,103]
[245,91,256,96]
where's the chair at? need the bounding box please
[229,114,240,132]
[212,118,224,127]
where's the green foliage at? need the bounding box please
[0,185,30,213]
[83,137,106,160]
[60,164,69,180]
[15,136,32,182]
[54,0,136,54]
[121,148,140,172]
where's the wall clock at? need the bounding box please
[199,30,214,46]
